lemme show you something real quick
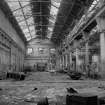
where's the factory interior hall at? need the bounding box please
[1,0,105,105]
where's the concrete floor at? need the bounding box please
[0,72,105,105]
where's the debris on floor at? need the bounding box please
[37,97,48,105]
[24,94,39,103]
[66,87,78,94]
[32,87,38,91]
[0,88,2,91]
[66,93,98,105]
[0,72,105,105]
[99,97,105,105]
[98,85,105,90]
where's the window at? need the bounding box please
[38,48,45,54]
[50,48,56,54]
[27,47,33,55]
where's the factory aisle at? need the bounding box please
[0,72,105,105]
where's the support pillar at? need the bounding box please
[62,55,65,69]
[75,48,79,71]
[97,17,105,78]
[69,52,72,65]
[64,54,66,67]
[85,43,89,64]
[85,42,89,76]
[59,56,62,70]
[100,32,105,77]
[67,53,70,70]
[61,56,63,69]
[65,54,68,68]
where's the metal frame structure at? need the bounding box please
[68,0,100,43]
[51,0,102,45]
[5,0,103,45]
[5,0,62,41]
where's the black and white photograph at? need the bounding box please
[0,0,105,105]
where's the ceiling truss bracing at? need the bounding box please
[51,0,99,45]
[18,0,32,38]
[5,0,62,41]
[60,0,101,52]
[0,0,27,43]
[31,0,51,39]
[68,0,101,44]
[4,0,100,45]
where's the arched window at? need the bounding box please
[50,48,56,54]
[38,48,45,54]
[27,48,33,55]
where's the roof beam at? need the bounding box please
[69,2,105,44]
[18,15,32,23]
[18,0,32,38]
[8,0,51,3]
[12,3,30,12]
[52,0,75,40]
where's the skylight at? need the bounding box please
[5,0,36,41]
[88,0,100,12]
[5,0,62,41]
[27,47,33,55]
[47,0,62,38]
